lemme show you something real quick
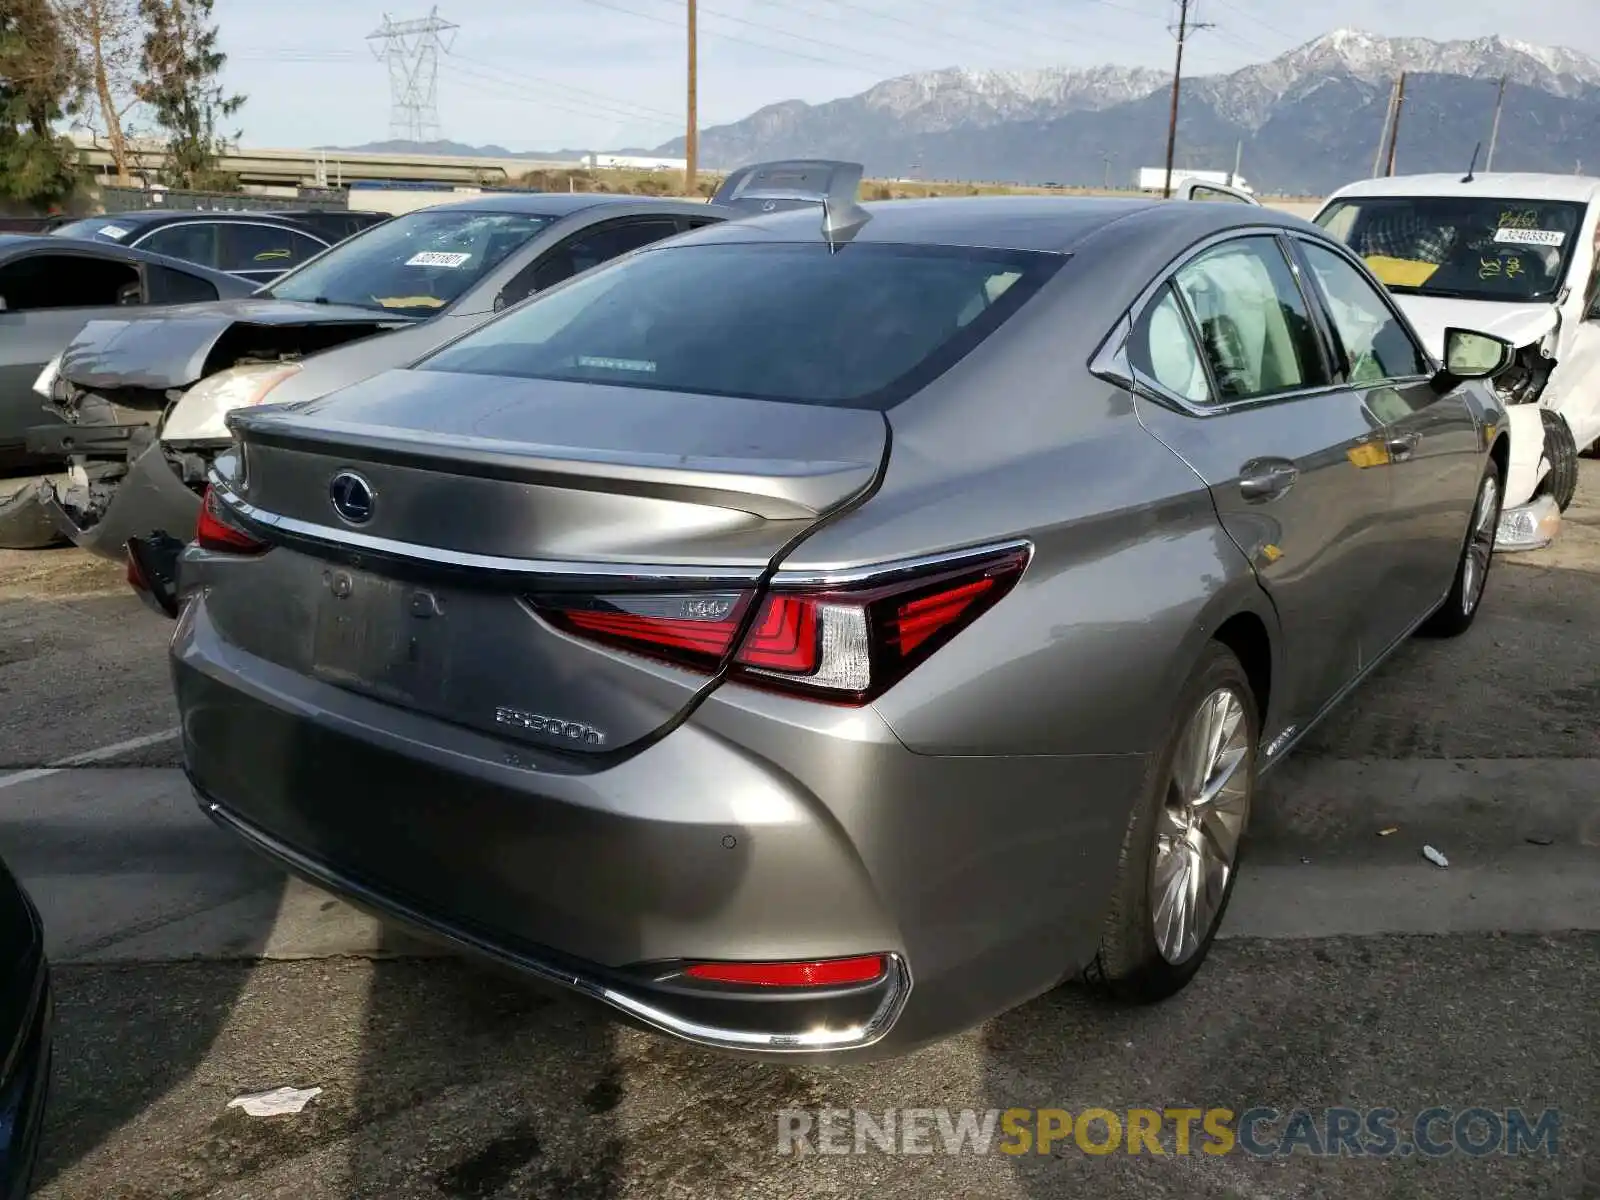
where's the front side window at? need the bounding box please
[1298,242,1428,384]
[1172,237,1328,402]
[420,241,1062,410]
[1315,195,1585,303]
[0,253,142,310]
[268,209,553,317]
[502,218,689,307]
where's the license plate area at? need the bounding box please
[311,567,450,705]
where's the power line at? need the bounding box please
[441,62,679,132]
[571,0,904,74]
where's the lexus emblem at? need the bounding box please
[329,471,375,525]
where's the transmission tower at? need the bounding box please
[368,8,459,144]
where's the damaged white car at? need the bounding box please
[1314,173,1600,550]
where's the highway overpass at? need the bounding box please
[68,133,584,189]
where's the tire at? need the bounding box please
[1537,408,1579,512]
[1419,462,1502,639]
[1085,641,1258,1003]
[0,475,66,550]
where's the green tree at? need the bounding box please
[0,0,82,207]
[136,0,241,188]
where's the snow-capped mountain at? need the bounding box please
[644,30,1600,193]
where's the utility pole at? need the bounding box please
[1372,78,1398,177]
[1161,0,1211,199]
[1231,139,1242,187]
[685,0,698,196]
[1485,73,1507,171]
[1385,71,1408,176]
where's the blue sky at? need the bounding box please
[215,0,1600,152]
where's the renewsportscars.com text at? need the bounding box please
[776,1106,1561,1158]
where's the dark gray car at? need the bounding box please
[8,191,740,555]
[168,176,1519,1058]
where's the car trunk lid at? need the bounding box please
[208,369,887,753]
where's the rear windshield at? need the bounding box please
[416,241,1063,409]
[266,208,552,317]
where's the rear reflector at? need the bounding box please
[195,486,268,555]
[683,955,887,988]
[532,543,1029,705]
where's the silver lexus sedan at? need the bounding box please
[168,169,1516,1059]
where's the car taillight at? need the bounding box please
[533,544,1029,704]
[195,486,268,555]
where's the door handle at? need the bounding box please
[1239,459,1299,501]
[1385,431,1420,461]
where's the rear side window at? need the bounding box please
[1172,236,1328,402]
[1129,285,1211,404]
[146,263,220,304]
[421,241,1062,409]
[221,225,326,272]
[136,222,221,269]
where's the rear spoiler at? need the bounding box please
[711,159,871,244]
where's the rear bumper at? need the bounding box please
[173,596,1145,1058]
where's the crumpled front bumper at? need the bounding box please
[32,441,202,562]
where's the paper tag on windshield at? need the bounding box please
[1494,227,1565,247]
[98,224,130,240]
[406,251,472,268]
[578,356,656,373]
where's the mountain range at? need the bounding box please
[639,29,1600,194]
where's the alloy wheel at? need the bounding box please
[1151,687,1252,965]
[1462,474,1498,617]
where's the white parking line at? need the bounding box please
[0,727,181,792]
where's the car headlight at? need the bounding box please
[32,353,63,399]
[160,362,303,445]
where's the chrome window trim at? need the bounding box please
[130,220,330,268]
[201,792,912,1053]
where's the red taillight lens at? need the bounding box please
[195,486,268,555]
[683,955,887,988]
[533,544,1029,704]
[540,591,753,672]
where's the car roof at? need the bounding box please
[670,194,1306,253]
[1325,172,1600,206]
[424,191,707,217]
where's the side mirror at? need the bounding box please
[1431,327,1515,394]
[0,294,7,313]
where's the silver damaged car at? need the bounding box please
[169,165,1518,1058]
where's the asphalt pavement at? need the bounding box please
[1,463,1598,1199]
